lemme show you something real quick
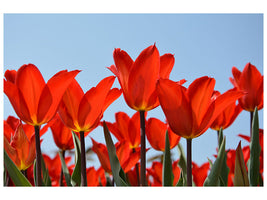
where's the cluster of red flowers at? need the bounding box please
[4,44,263,186]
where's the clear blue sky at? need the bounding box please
[3,14,263,168]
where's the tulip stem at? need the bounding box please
[60,150,65,186]
[133,148,140,186]
[80,131,87,186]
[34,125,42,186]
[186,138,192,186]
[139,110,146,186]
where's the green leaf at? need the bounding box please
[234,141,249,186]
[218,129,229,186]
[71,132,81,186]
[4,150,32,186]
[103,121,129,186]
[249,107,261,186]
[162,130,173,186]
[41,154,52,186]
[203,136,226,186]
[176,172,184,186]
[177,143,187,186]
[59,151,72,186]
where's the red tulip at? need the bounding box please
[91,138,140,173]
[146,117,181,151]
[146,160,180,186]
[58,76,121,134]
[4,116,50,142]
[4,64,80,126]
[4,122,36,170]
[192,162,210,186]
[86,167,106,186]
[49,113,74,150]
[104,111,146,149]
[230,63,263,111]
[108,44,175,111]
[210,90,243,131]
[156,76,245,139]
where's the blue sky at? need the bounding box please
[3,14,263,168]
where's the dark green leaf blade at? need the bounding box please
[103,121,128,186]
[71,132,81,186]
[163,130,173,186]
[59,151,72,186]
[249,107,261,186]
[177,143,187,186]
[41,154,51,186]
[203,136,226,186]
[218,128,229,186]
[234,141,249,186]
[4,150,32,186]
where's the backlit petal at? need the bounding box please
[159,54,175,79]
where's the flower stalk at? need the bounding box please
[59,150,65,186]
[187,138,192,186]
[139,110,146,186]
[34,125,42,186]
[80,131,87,186]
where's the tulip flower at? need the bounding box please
[146,160,180,186]
[91,138,140,174]
[58,76,121,186]
[86,167,106,186]
[146,117,181,151]
[4,122,36,171]
[230,63,263,112]
[4,63,80,186]
[192,162,210,186]
[157,76,244,186]
[109,44,177,185]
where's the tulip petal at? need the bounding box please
[102,88,122,112]
[128,45,160,110]
[16,64,46,121]
[156,78,192,138]
[4,69,17,83]
[37,70,80,124]
[128,111,142,148]
[4,136,20,167]
[115,112,131,141]
[159,53,175,79]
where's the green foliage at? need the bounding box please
[177,143,187,186]
[71,132,82,186]
[218,129,229,186]
[162,130,173,186]
[59,151,72,186]
[4,150,32,186]
[248,107,261,186]
[203,136,226,186]
[234,141,249,186]
[103,121,129,186]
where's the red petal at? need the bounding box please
[4,136,20,168]
[102,88,122,112]
[4,69,17,83]
[156,78,193,138]
[128,45,160,110]
[159,54,175,79]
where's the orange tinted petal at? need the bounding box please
[102,88,122,112]
[128,45,160,110]
[4,69,17,83]
[187,76,215,128]
[231,66,241,86]
[4,136,20,168]
[156,78,192,138]
[37,70,80,124]
[16,64,46,122]
[78,76,115,131]
[159,54,175,79]
[128,111,142,148]
[115,112,131,141]
[24,135,36,169]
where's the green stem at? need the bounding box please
[80,131,87,186]
[139,110,146,186]
[34,125,42,186]
[59,150,65,186]
[186,138,192,186]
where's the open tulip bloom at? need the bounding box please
[156,76,244,185]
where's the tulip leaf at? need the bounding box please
[248,107,261,186]
[41,154,52,186]
[177,143,187,186]
[71,132,81,186]
[4,150,32,186]
[163,130,173,186]
[59,151,72,186]
[103,121,129,186]
[203,136,226,186]
[218,128,229,186]
[234,141,249,186]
